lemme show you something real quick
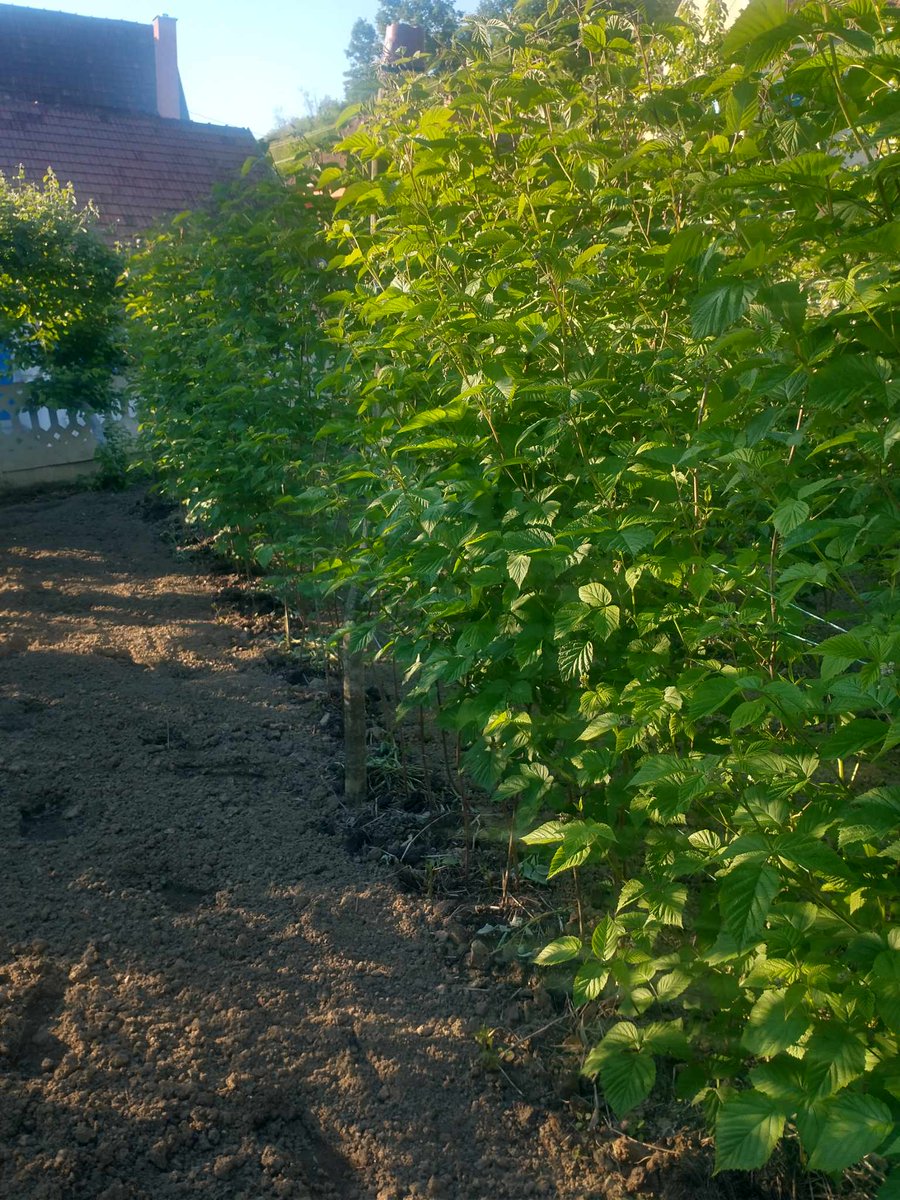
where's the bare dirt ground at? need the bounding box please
[0,487,627,1200]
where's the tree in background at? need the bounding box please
[475,0,685,22]
[474,0,546,18]
[0,169,123,412]
[265,94,345,172]
[266,93,343,142]
[344,0,462,101]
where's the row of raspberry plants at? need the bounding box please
[128,0,900,1184]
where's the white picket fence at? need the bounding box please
[0,383,137,489]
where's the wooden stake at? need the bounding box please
[342,587,367,804]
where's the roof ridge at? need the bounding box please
[0,3,149,31]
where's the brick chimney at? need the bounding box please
[381,23,425,67]
[153,15,181,120]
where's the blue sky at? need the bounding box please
[8,0,478,136]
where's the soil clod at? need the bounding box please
[19,796,83,842]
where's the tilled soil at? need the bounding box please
[0,489,613,1200]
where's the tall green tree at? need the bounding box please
[265,94,345,173]
[475,0,682,20]
[474,0,545,18]
[0,169,123,412]
[343,0,462,101]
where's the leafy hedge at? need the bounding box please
[126,176,336,588]
[130,0,900,1185]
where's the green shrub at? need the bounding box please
[92,417,134,490]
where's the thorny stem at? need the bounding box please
[436,682,458,796]
[573,868,584,939]
[456,733,472,877]
[502,807,519,905]
[391,661,411,799]
[418,707,433,805]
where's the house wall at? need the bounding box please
[0,384,137,490]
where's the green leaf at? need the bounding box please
[721,9,782,56]
[573,961,609,1006]
[773,833,851,880]
[559,638,594,681]
[646,882,688,926]
[317,166,343,189]
[548,841,592,877]
[808,431,857,458]
[547,820,614,877]
[804,1024,867,1098]
[595,1021,643,1053]
[598,1051,656,1117]
[521,820,567,845]
[691,280,757,337]
[554,602,587,638]
[591,604,620,640]
[582,1024,656,1114]
[720,862,780,948]
[534,936,582,966]
[398,402,466,432]
[572,243,607,270]
[688,676,739,721]
[721,0,803,65]
[715,1092,786,1172]
[609,525,654,556]
[507,552,531,587]
[334,101,362,129]
[805,1094,894,1172]
[872,951,900,1029]
[628,753,693,788]
[578,582,613,607]
[815,632,869,661]
[642,1019,690,1057]
[750,1057,806,1104]
[654,968,693,1002]
[617,878,647,913]
[591,916,622,961]
[742,989,809,1058]
[821,718,886,759]
[332,178,381,215]
[771,499,810,536]
[578,713,619,741]
[663,226,713,274]
[877,1171,900,1200]
[731,698,769,733]
[580,22,606,53]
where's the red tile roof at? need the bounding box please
[0,97,260,241]
[0,3,169,117]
